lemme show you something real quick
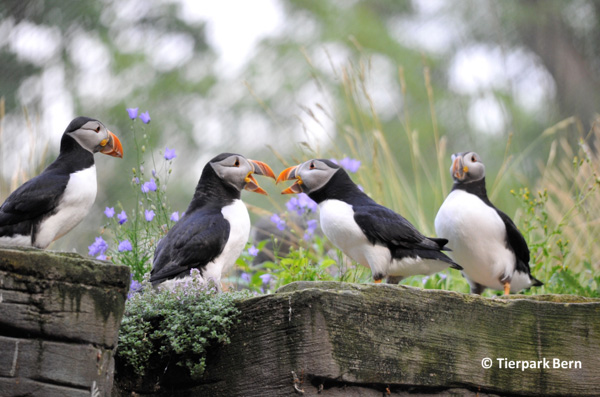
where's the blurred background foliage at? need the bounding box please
[0,0,598,294]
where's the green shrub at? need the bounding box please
[117,271,252,379]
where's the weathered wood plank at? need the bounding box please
[115,281,600,396]
[0,247,130,397]
[0,377,90,397]
[0,336,114,389]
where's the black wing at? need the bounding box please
[353,204,459,268]
[150,207,230,285]
[0,171,69,234]
[495,209,531,274]
[353,205,432,247]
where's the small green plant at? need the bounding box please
[88,108,178,281]
[117,270,252,379]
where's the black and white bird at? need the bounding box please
[150,153,275,289]
[277,159,461,283]
[0,117,123,249]
[434,151,543,295]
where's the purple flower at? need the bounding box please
[141,179,157,193]
[152,169,156,177]
[332,157,361,173]
[139,111,151,124]
[88,236,108,256]
[164,147,176,160]
[126,107,138,120]
[307,219,318,234]
[270,214,286,231]
[170,211,180,222]
[303,219,319,241]
[248,245,259,257]
[127,277,142,299]
[286,193,317,216]
[259,273,272,284]
[285,197,299,213]
[298,193,317,212]
[439,273,447,280]
[117,210,128,225]
[241,272,251,283]
[118,240,133,252]
[134,177,140,185]
[96,254,107,260]
[104,207,115,218]
[145,209,155,222]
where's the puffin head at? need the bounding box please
[210,153,275,195]
[450,151,485,183]
[276,159,340,194]
[65,117,123,158]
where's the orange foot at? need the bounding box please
[503,282,511,295]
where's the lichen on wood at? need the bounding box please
[114,281,600,396]
[0,247,130,397]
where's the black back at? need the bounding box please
[150,161,240,285]
[309,169,460,269]
[0,129,95,242]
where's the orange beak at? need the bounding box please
[100,131,123,158]
[452,156,464,180]
[249,159,276,179]
[244,159,275,195]
[276,165,303,194]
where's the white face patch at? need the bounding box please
[297,160,338,194]
[34,166,97,248]
[210,156,253,191]
[69,121,108,153]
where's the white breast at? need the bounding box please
[435,189,517,290]
[319,199,453,279]
[34,166,97,248]
[202,199,250,283]
[319,199,398,279]
[319,199,373,267]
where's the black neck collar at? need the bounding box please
[189,164,240,210]
[452,178,492,206]
[308,169,370,205]
[47,134,95,173]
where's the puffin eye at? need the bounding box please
[95,126,100,133]
[471,155,476,162]
[309,162,315,170]
[234,158,240,167]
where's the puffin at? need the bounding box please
[150,153,275,289]
[277,159,461,283]
[0,117,123,249]
[434,151,543,295]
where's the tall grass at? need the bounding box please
[260,54,599,297]
[2,53,598,297]
[0,101,49,199]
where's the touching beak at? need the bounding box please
[276,165,303,194]
[452,156,466,180]
[100,131,124,158]
[244,159,276,195]
[249,159,276,179]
